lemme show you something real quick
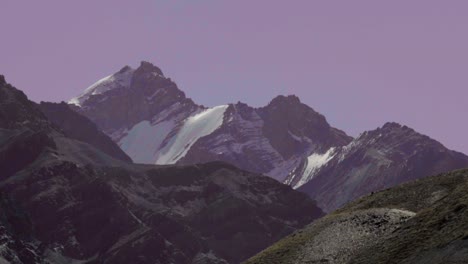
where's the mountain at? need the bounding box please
[69,61,352,182]
[294,122,468,212]
[38,101,132,163]
[0,75,324,263]
[245,168,468,264]
[69,61,468,211]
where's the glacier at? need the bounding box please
[294,147,336,188]
[156,105,229,164]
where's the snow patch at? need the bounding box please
[388,208,416,217]
[156,105,228,164]
[119,120,175,164]
[69,67,134,106]
[294,148,336,189]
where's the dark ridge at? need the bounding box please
[38,101,132,163]
[0,78,51,130]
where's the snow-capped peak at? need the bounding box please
[69,66,135,106]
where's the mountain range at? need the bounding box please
[1,60,468,263]
[69,62,352,183]
[69,61,468,212]
[0,75,323,263]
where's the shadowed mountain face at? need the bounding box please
[70,62,352,182]
[0,76,324,264]
[245,168,468,264]
[0,76,50,131]
[296,122,468,212]
[38,101,132,163]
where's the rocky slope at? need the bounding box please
[69,61,352,182]
[0,75,324,264]
[245,168,468,264]
[293,122,468,212]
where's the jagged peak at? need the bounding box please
[233,101,250,108]
[350,123,413,140]
[0,79,52,130]
[382,122,403,129]
[262,94,326,121]
[137,61,164,76]
[226,101,255,117]
[356,122,410,137]
[379,122,415,133]
[0,75,6,86]
[267,94,301,106]
[352,122,439,148]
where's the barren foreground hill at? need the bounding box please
[245,168,468,264]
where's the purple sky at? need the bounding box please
[1,1,467,153]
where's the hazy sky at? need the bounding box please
[1,1,467,153]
